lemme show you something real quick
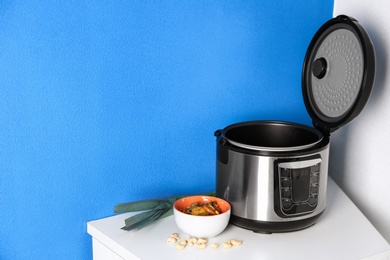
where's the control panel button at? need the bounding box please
[311,164,320,173]
[310,183,319,193]
[310,174,319,184]
[282,188,291,198]
[309,194,318,205]
[281,169,290,177]
[282,198,292,209]
[281,178,291,188]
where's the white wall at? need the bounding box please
[331,0,390,243]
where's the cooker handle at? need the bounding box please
[214,129,229,146]
[214,129,229,164]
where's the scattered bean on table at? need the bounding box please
[165,233,242,251]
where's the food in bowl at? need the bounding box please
[173,196,231,238]
[183,200,222,216]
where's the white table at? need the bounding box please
[87,178,390,260]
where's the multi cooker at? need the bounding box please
[215,15,376,233]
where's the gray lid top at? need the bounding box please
[311,28,364,118]
[302,15,375,134]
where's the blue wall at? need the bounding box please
[0,1,333,259]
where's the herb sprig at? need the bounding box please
[114,192,215,231]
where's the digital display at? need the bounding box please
[292,167,310,178]
[291,167,311,202]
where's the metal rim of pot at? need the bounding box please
[221,120,324,152]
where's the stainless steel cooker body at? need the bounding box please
[215,121,330,233]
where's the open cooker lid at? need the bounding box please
[302,15,375,134]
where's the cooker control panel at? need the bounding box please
[274,157,321,217]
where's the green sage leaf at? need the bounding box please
[121,204,171,231]
[114,199,166,213]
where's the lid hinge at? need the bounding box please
[313,121,331,136]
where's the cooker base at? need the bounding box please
[230,212,324,234]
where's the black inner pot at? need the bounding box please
[223,121,323,151]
